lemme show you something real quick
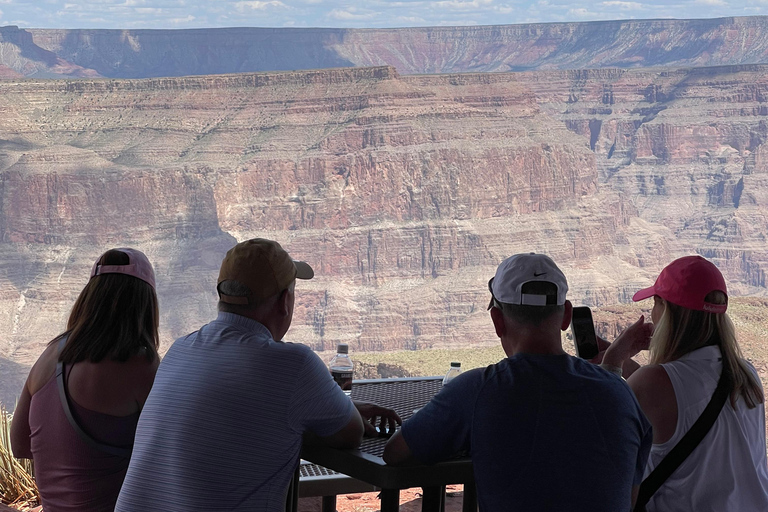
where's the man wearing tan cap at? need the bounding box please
[117,238,398,512]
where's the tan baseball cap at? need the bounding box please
[217,238,314,305]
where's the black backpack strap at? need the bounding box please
[56,337,132,458]
[634,365,731,511]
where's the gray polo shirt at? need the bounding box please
[116,312,354,512]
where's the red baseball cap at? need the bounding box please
[632,255,727,314]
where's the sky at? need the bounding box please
[0,0,765,30]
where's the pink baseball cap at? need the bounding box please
[632,255,727,314]
[90,248,156,290]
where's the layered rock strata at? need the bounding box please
[0,64,768,407]
[2,17,768,78]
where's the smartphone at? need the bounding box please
[571,306,599,359]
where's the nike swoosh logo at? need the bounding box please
[533,272,547,277]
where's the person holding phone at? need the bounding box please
[601,255,768,511]
[384,253,653,512]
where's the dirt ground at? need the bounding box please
[5,487,468,512]
[298,485,467,512]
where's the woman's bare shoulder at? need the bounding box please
[27,341,60,395]
[628,364,678,443]
[629,364,672,388]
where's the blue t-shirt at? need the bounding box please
[116,313,354,512]
[401,353,652,512]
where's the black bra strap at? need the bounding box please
[56,337,132,458]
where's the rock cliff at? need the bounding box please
[1,64,768,407]
[3,17,768,78]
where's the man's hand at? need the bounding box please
[353,401,402,437]
[588,335,612,365]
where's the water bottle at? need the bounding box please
[330,343,353,396]
[442,362,462,385]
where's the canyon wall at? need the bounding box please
[1,64,768,406]
[2,17,768,78]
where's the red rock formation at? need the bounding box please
[0,66,638,366]
[0,63,766,394]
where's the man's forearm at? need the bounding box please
[382,430,413,465]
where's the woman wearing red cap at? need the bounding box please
[602,255,768,511]
[10,248,160,512]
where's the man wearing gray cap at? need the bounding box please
[117,238,398,512]
[384,253,652,512]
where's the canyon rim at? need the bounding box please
[1,19,768,406]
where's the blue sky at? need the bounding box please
[0,0,765,29]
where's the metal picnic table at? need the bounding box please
[295,377,477,512]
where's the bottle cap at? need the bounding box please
[337,343,349,354]
[450,361,461,367]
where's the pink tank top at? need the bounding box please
[28,374,140,512]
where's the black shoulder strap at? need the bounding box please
[634,366,731,511]
[56,337,132,458]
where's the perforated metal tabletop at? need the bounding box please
[299,377,476,512]
[300,377,442,481]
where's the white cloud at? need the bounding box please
[234,0,289,12]
[692,0,727,5]
[328,7,378,20]
[169,14,195,23]
[371,1,428,5]
[396,15,426,22]
[567,7,597,17]
[601,1,645,9]
[135,7,166,14]
[430,0,493,10]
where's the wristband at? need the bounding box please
[600,363,623,378]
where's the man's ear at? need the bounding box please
[560,300,573,331]
[277,288,291,316]
[490,307,506,339]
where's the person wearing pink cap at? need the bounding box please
[10,248,160,512]
[601,255,768,511]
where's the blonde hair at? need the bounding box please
[650,292,763,408]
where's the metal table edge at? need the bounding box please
[301,445,474,489]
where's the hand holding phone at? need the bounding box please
[570,306,599,359]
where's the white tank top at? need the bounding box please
[645,345,768,511]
